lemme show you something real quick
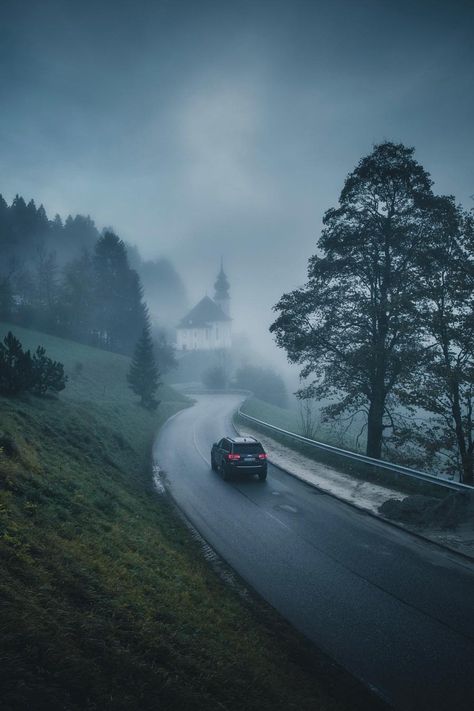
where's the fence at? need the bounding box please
[237,407,472,493]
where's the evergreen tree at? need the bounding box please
[127,322,160,409]
[0,194,9,255]
[94,231,147,353]
[0,332,34,395]
[154,331,177,376]
[60,250,96,342]
[60,214,99,262]
[31,346,67,395]
[35,246,59,305]
[0,332,67,396]
[0,276,13,320]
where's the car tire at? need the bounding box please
[258,470,267,482]
[211,455,217,472]
[220,462,230,481]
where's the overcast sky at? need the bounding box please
[1,0,473,364]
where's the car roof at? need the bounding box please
[226,436,259,444]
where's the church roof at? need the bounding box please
[177,296,231,329]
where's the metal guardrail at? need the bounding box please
[237,408,472,493]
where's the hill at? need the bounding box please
[0,325,360,711]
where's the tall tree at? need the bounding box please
[401,199,474,483]
[0,276,13,320]
[153,331,178,376]
[60,250,96,342]
[127,321,160,409]
[271,142,436,459]
[93,231,147,353]
[34,246,58,307]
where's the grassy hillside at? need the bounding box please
[0,325,372,711]
[240,396,363,450]
[0,323,186,408]
[240,397,301,433]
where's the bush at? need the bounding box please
[31,345,68,395]
[233,365,288,407]
[0,331,67,396]
[202,365,228,390]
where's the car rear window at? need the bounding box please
[233,443,263,454]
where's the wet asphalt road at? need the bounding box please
[153,394,474,710]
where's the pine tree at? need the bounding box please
[93,231,147,353]
[0,332,67,396]
[31,346,67,395]
[127,322,160,409]
[0,332,34,395]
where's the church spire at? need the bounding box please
[214,259,230,316]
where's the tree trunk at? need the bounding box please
[366,394,384,459]
[450,379,473,484]
[461,453,473,485]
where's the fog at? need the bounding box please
[1,0,473,374]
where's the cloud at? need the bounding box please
[176,79,274,214]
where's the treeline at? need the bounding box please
[0,195,183,357]
[272,142,474,484]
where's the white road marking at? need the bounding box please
[263,509,291,530]
[193,423,211,466]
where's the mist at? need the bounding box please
[1,0,473,375]
[3,4,474,708]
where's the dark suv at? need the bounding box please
[211,436,268,481]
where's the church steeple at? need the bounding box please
[214,258,230,317]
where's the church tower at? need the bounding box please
[213,259,230,317]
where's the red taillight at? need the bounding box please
[227,453,241,460]
[258,453,267,459]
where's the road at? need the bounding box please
[153,394,474,710]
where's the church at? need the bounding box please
[176,263,232,351]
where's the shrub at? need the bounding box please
[0,331,67,397]
[233,365,288,407]
[202,365,228,390]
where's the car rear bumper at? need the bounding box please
[231,463,267,471]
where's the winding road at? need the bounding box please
[153,394,474,711]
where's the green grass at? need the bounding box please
[0,323,188,407]
[240,397,364,450]
[240,397,301,433]
[0,325,375,711]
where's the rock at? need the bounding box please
[380,492,474,530]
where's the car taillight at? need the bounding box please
[258,453,267,459]
[227,453,241,460]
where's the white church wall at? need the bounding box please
[177,321,231,350]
